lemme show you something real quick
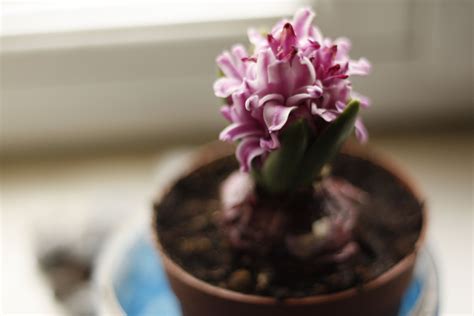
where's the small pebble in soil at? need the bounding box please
[187,215,209,231]
[256,271,271,291]
[194,268,208,280]
[211,210,221,224]
[227,269,252,292]
[207,267,227,281]
[178,237,212,255]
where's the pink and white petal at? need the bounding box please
[286,93,312,106]
[268,60,291,84]
[308,25,324,43]
[308,39,321,50]
[244,62,258,85]
[219,122,263,142]
[349,58,371,76]
[236,138,265,172]
[231,90,247,108]
[238,78,256,95]
[268,61,293,94]
[216,51,243,79]
[249,105,265,125]
[247,28,267,48]
[292,55,316,88]
[245,95,259,111]
[320,92,331,109]
[231,93,254,122]
[231,44,249,72]
[231,44,248,61]
[355,118,368,143]
[220,105,233,122]
[335,101,346,112]
[258,93,284,107]
[311,105,339,122]
[340,62,349,74]
[334,37,352,59]
[260,133,280,151]
[267,34,279,58]
[270,19,289,37]
[254,48,274,87]
[322,73,349,86]
[263,104,297,132]
[279,23,298,59]
[351,92,371,108]
[320,110,339,122]
[213,77,241,98]
[307,83,323,98]
[292,7,315,37]
[300,39,320,57]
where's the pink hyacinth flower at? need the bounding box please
[214,7,371,172]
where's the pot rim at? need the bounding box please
[152,142,428,306]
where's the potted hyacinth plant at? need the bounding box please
[153,8,426,316]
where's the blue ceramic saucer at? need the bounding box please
[108,234,439,316]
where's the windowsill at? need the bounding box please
[1,131,472,314]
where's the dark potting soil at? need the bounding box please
[154,154,423,298]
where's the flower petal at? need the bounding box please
[308,25,324,43]
[355,118,368,143]
[253,48,273,88]
[286,93,312,106]
[213,77,241,97]
[270,19,289,37]
[219,122,263,142]
[292,55,316,88]
[311,105,339,122]
[349,58,371,76]
[236,138,265,172]
[278,23,298,60]
[292,7,315,37]
[335,101,346,112]
[247,28,267,48]
[230,91,254,121]
[268,60,293,95]
[267,34,279,58]
[263,104,297,132]
[216,51,243,79]
[231,44,248,61]
[258,93,284,107]
[245,95,259,111]
[220,105,232,122]
[231,44,249,73]
[351,92,371,108]
[260,133,280,150]
[307,83,323,98]
[334,37,352,59]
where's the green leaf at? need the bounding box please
[296,100,360,187]
[254,119,310,194]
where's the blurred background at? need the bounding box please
[1,0,472,315]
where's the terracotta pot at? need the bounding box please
[152,144,428,316]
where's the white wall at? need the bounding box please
[1,0,472,154]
